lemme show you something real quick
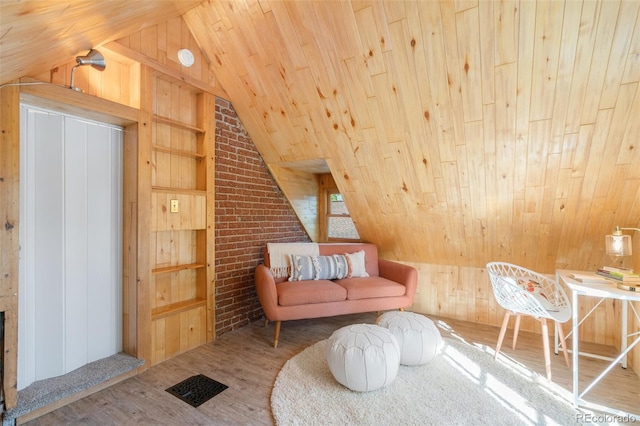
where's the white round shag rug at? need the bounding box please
[271,338,581,426]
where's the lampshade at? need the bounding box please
[69,49,106,91]
[75,49,106,70]
[605,234,632,256]
[605,226,640,256]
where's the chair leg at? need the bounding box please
[264,318,269,327]
[495,311,511,360]
[556,321,570,367]
[273,320,281,348]
[540,318,552,380]
[512,314,522,350]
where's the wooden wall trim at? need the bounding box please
[122,123,139,356]
[199,92,216,341]
[19,78,138,124]
[0,82,20,409]
[135,65,154,368]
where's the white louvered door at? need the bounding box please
[18,105,123,390]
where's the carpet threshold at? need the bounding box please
[2,352,144,425]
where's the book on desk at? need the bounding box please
[593,266,640,291]
[596,268,640,282]
[568,272,610,283]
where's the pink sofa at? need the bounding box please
[254,243,418,347]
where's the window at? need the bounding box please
[326,192,360,241]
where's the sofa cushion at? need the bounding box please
[277,280,348,306]
[335,276,407,300]
[315,254,349,280]
[344,250,369,278]
[289,254,349,281]
[319,243,380,277]
[289,254,316,281]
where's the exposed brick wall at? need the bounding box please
[214,97,310,337]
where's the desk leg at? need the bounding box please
[572,289,579,408]
[622,300,628,369]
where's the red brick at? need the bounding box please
[214,97,309,338]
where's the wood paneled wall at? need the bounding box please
[7,14,221,373]
[113,15,215,88]
[31,51,140,109]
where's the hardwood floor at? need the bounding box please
[23,312,640,425]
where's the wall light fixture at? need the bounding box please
[69,49,106,92]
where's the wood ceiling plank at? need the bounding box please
[354,5,387,76]
[514,0,535,145]
[529,0,564,122]
[477,0,495,105]
[600,0,640,108]
[494,0,519,66]
[455,6,483,123]
[439,1,466,145]
[550,1,582,141]
[581,1,621,126]
[415,1,457,163]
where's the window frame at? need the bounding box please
[322,189,360,242]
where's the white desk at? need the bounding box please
[556,270,640,418]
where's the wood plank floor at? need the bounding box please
[24,312,640,425]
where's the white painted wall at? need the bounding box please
[18,105,123,390]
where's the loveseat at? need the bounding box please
[254,242,418,347]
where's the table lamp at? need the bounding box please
[605,226,640,256]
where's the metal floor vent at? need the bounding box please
[166,374,228,407]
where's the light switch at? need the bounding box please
[170,199,179,213]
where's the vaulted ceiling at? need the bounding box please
[2,0,639,273]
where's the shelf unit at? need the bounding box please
[148,72,215,365]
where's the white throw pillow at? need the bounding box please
[345,250,369,278]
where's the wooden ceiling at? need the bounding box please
[2,1,640,273]
[0,1,203,83]
[184,0,640,272]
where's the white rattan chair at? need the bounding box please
[486,262,571,380]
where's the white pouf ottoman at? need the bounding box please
[326,324,400,392]
[377,311,443,366]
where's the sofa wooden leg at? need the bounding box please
[273,321,281,348]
